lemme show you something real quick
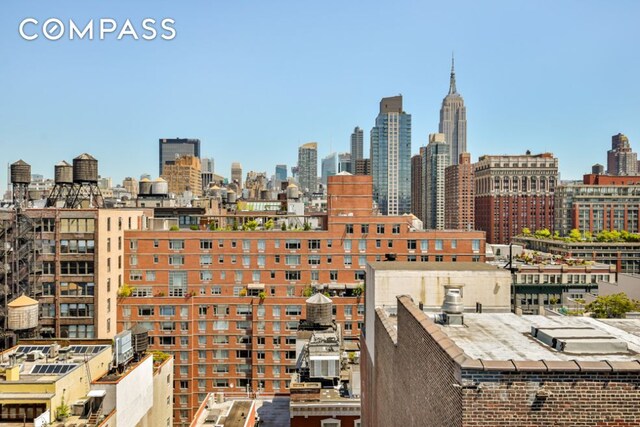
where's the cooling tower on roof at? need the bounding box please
[64,153,104,208]
[151,177,168,196]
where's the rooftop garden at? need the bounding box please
[520,228,640,243]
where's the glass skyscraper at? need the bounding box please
[370,95,412,215]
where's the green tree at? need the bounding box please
[568,229,582,241]
[265,219,274,230]
[534,228,551,239]
[303,222,311,231]
[585,293,640,318]
[522,227,531,236]
[281,222,287,231]
[302,286,314,297]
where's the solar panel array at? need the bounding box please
[30,364,78,375]
[15,346,52,355]
[68,345,108,355]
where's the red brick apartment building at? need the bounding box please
[117,175,486,425]
[475,152,558,244]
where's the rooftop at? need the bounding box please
[0,344,110,383]
[438,314,640,362]
[368,261,502,272]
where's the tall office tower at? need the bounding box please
[201,157,215,173]
[321,152,338,186]
[231,162,243,188]
[439,58,467,165]
[607,133,638,176]
[475,152,558,244]
[350,126,364,173]
[338,153,352,174]
[158,138,201,175]
[298,142,318,195]
[275,164,288,182]
[425,133,449,230]
[410,153,424,224]
[355,159,371,176]
[370,95,412,215]
[445,152,475,230]
[161,155,203,197]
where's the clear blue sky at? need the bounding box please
[1,0,639,190]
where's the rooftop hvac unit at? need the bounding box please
[26,351,44,362]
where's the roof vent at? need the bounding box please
[442,290,464,326]
[531,326,628,354]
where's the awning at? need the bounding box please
[88,390,107,398]
[328,284,346,290]
[247,283,265,290]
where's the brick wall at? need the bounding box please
[461,370,640,426]
[369,298,463,427]
[366,295,640,427]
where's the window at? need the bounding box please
[344,240,352,251]
[344,255,352,266]
[285,271,300,281]
[435,255,443,262]
[138,306,154,316]
[358,239,366,251]
[308,255,321,265]
[213,350,228,359]
[472,239,480,251]
[435,239,443,250]
[407,255,416,262]
[231,240,237,248]
[169,271,187,296]
[388,240,393,248]
[200,255,212,265]
[330,270,338,281]
[345,224,353,234]
[361,224,369,234]
[311,270,319,281]
[213,335,229,344]
[60,261,94,275]
[420,240,428,251]
[153,255,159,264]
[169,240,184,250]
[211,286,221,295]
[355,270,365,280]
[285,305,302,316]
[242,240,250,251]
[377,224,385,234]
[169,255,184,266]
[345,305,353,317]
[451,239,457,249]
[160,306,176,316]
[200,240,213,250]
[146,271,156,281]
[275,254,280,263]
[392,224,400,234]
[214,304,229,315]
[153,239,159,248]
[257,239,266,251]
[213,364,229,373]
[407,239,416,250]
[285,255,300,266]
[327,239,332,248]
[308,239,321,250]
[200,271,212,281]
[285,240,301,250]
[129,271,143,281]
[242,255,250,267]
[237,305,252,316]
[320,419,341,427]
[213,321,228,331]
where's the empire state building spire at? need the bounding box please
[439,56,466,165]
[449,54,457,95]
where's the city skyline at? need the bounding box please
[2,1,640,190]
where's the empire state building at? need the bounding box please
[439,58,467,165]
